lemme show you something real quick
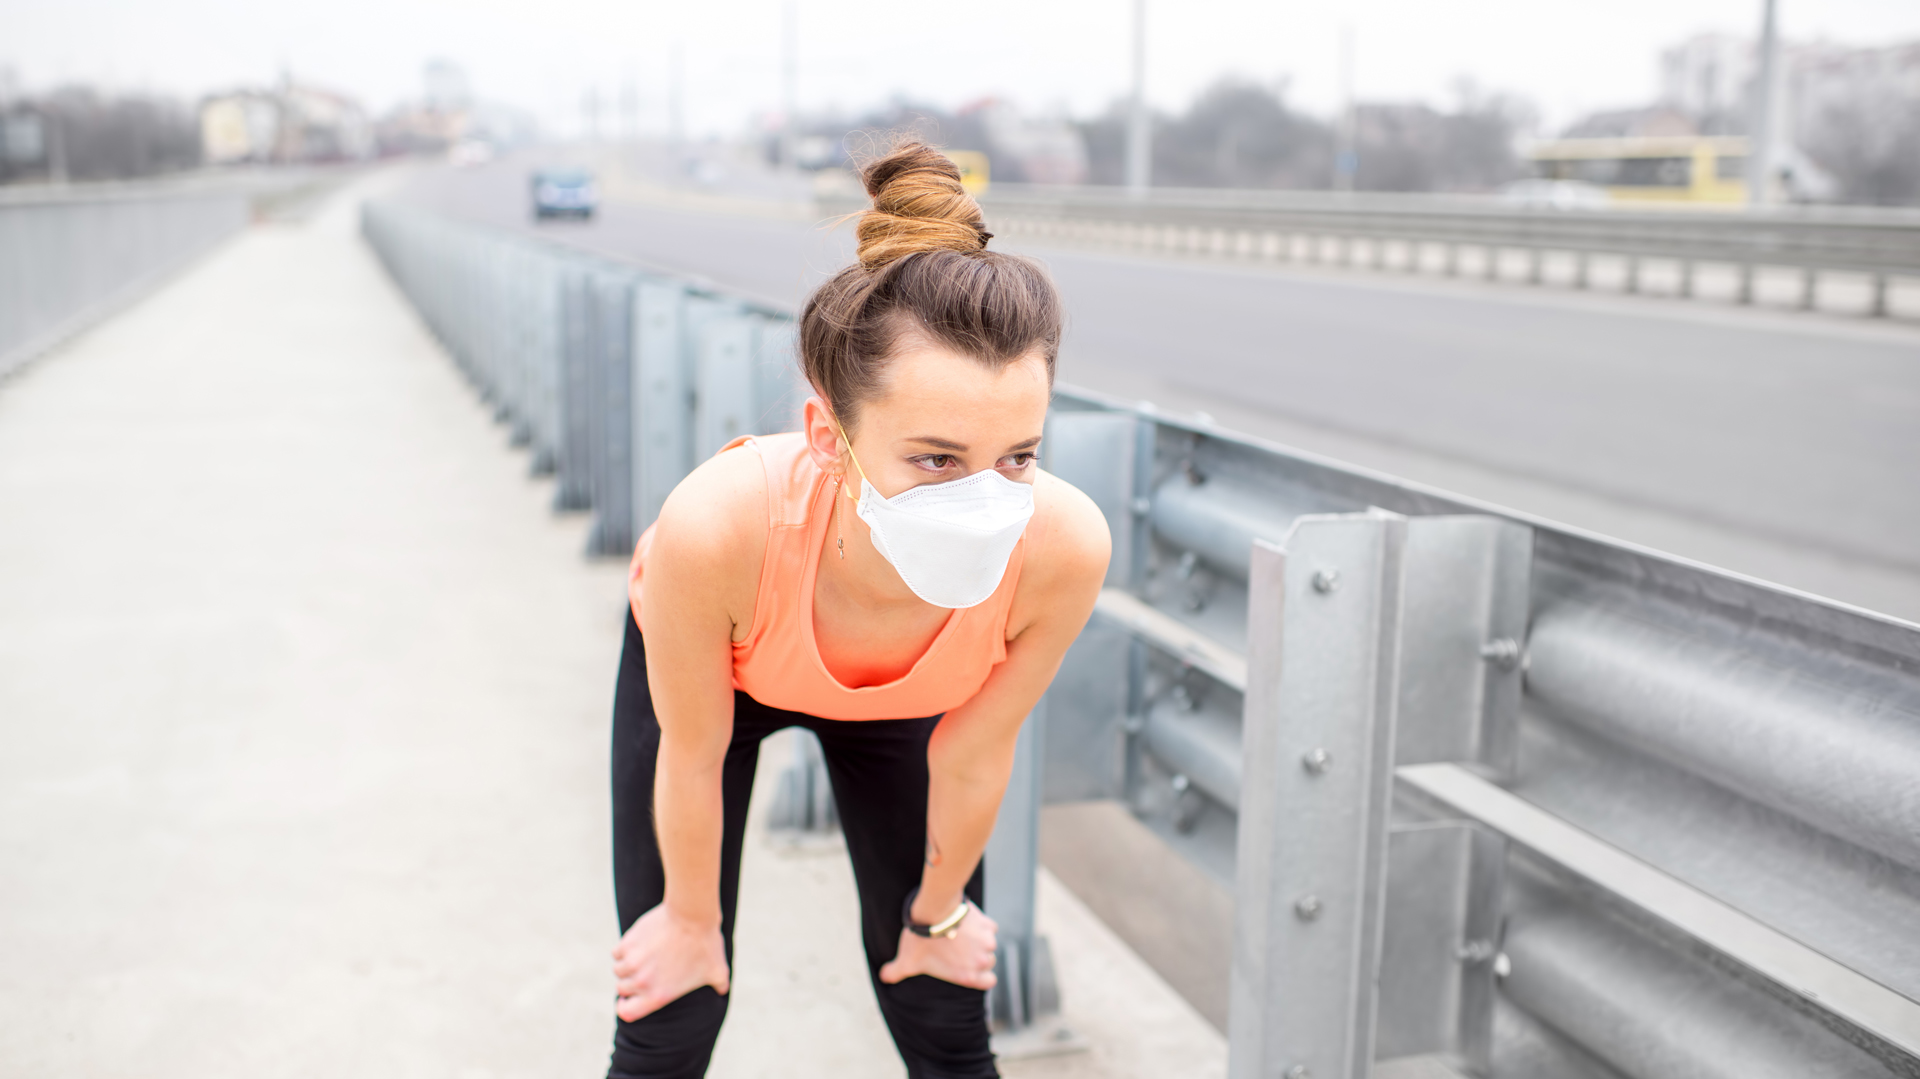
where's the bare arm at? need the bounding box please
[879,471,1110,984]
[612,449,765,1020]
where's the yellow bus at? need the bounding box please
[1526,136,1749,205]
[944,150,990,196]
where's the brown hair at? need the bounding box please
[801,139,1061,434]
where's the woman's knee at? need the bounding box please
[874,974,999,1078]
[607,987,730,1079]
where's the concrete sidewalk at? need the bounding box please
[0,176,1223,1077]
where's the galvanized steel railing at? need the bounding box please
[824,185,1920,316]
[363,198,1920,1077]
[361,200,806,557]
[0,180,253,378]
[1043,392,1920,1078]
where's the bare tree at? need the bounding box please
[1801,85,1920,206]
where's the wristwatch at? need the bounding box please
[902,886,970,939]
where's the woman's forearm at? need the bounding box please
[914,720,1019,922]
[654,734,730,927]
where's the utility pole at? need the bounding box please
[1747,0,1781,206]
[1333,25,1356,192]
[1125,0,1150,197]
[781,0,799,169]
[669,45,686,149]
[620,69,639,143]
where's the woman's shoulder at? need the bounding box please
[648,440,773,575]
[1022,470,1113,592]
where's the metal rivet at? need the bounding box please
[1285,1065,1312,1079]
[1294,895,1322,921]
[1311,568,1340,594]
[1301,748,1331,775]
[1479,637,1522,671]
[1176,550,1200,580]
[1131,496,1152,516]
[1493,953,1512,979]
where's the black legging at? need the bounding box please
[609,611,997,1079]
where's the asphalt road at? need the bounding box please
[391,161,1920,616]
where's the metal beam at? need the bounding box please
[1398,762,1920,1057]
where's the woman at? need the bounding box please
[606,140,1111,1079]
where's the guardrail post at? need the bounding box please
[1679,259,1696,298]
[986,700,1063,1041]
[631,281,689,533]
[1738,263,1756,305]
[554,270,595,512]
[586,271,637,557]
[1870,273,1889,317]
[1230,512,1407,1079]
[1624,255,1642,295]
[1798,267,1817,311]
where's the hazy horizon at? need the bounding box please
[11,0,1920,137]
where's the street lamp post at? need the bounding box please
[1747,0,1781,206]
[1125,0,1150,197]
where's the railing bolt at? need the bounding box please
[1479,637,1522,670]
[1284,1067,1312,1079]
[1312,568,1340,594]
[1301,748,1332,775]
[1294,895,1323,921]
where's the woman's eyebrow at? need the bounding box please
[903,436,1042,453]
[905,436,969,451]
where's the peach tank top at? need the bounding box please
[628,431,1029,721]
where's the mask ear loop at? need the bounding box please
[829,413,866,560]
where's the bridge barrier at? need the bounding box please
[823,184,1920,318]
[1043,391,1920,1078]
[362,198,1920,1076]
[0,180,253,378]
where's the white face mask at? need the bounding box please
[836,423,1036,609]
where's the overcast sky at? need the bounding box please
[9,0,1919,135]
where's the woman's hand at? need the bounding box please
[612,904,731,1022]
[877,902,999,990]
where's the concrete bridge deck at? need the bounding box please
[0,176,1222,1078]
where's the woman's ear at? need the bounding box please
[802,396,844,474]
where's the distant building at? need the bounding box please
[963,99,1088,186]
[377,61,483,156]
[201,92,280,164]
[278,83,374,162]
[199,81,373,165]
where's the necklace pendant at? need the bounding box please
[836,538,845,559]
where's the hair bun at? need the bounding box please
[854,140,991,270]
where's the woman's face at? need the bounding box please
[806,339,1051,501]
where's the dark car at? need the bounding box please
[531,169,597,220]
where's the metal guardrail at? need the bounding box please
[823,184,1920,316]
[361,200,806,556]
[363,200,1920,1077]
[0,181,252,378]
[1041,391,1920,1078]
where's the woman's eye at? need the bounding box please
[1001,453,1038,469]
[917,455,955,470]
